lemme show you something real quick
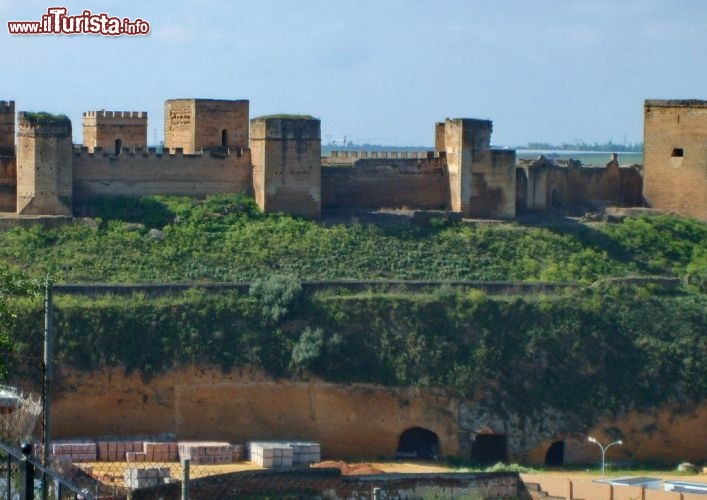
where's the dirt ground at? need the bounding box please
[81,460,707,490]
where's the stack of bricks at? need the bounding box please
[248,442,294,468]
[51,441,97,462]
[123,467,172,489]
[125,442,178,463]
[178,441,244,465]
[97,441,143,462]
[285,441,321,465]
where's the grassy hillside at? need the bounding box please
[0,194,705,285]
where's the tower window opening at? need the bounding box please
[114,139,122,155]
[671,148,683,158]
[221,129,228,147]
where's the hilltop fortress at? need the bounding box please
[0,97,704,221]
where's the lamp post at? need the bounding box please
[587,436,623,478]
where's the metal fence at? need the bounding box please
[0,441,98,500]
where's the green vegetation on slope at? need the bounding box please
[0,194,705,285]
[7,283,707,428]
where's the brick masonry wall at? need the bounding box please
[321,158,449,210]
[164,100,195,153]
[72,148,252,205]
[0,156,15,212]
[0,101,15,156]
[644,100,707,220]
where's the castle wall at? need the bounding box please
[251,117,321,218]
[72,148,252,206]
[467,149,516,218]
[165,99,249,154]
[0,101,15,156]
[16,113,73,215]
[321,158,449,210]
[521,159,644,212]
[82,111,147,153]
[0,156,16,212]
[644,100,707,220]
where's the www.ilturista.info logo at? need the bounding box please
[8,7,150,36]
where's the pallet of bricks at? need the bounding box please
[96,440,143,462]
[127,442,179,463]
[123,467,173,489]
[178,441,245,465]
[248,441,320,468]
[51,441,97,462]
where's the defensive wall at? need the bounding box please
[322,156,450,210]
[11,96,707,221]
[517,154,643,211]
[72,146,252,208]
[644,100,707,220]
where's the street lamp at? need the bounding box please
[587,436,623,478]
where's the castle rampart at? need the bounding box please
[644,99,707,220]
[82,110,148,154]
[0,100,15,156]
[322,157,449,210]
[72,147,252,207]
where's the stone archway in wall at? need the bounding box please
[471,433,508,465]
[544,440,564,466]
[395,427,440,460]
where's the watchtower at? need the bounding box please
[164,99,249,154]
[644,99,707,220]
[438,118,515,218]
[0,100,15,156]
[82,110,147,154]
[16,112,73,215]
[250,115,321,218]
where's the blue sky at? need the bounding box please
[2,0,706,146]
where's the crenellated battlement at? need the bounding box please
[72,146,248,159]
[0,100,15,111]
[83,110,147,120]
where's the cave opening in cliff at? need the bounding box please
[544,440,565,466]
[471,434,508,464]
[395,427,439,460]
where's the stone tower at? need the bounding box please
[164,99,249,154]
[438,118,515,218]
[82,110,147,153]
[0,100,15,156]
[16,112,73,215]
[644,99,707,220]
[250,115,321,218]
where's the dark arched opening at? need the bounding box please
[221,129,228,147]
[471,434,507,465]
[544,440,564,466]
[396,427,439,460]
[550,187,561,209]
[114,139,122,155]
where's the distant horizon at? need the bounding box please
[2,1,705,147]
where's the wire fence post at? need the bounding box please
[181,458,190,500]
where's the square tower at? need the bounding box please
[0,100,15,156]
[164,99,249,154]
[440,118,515,218]
[16,112,73,216]
[250,115,321,218]
[644,100,707,220]
[82,110,148,154]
